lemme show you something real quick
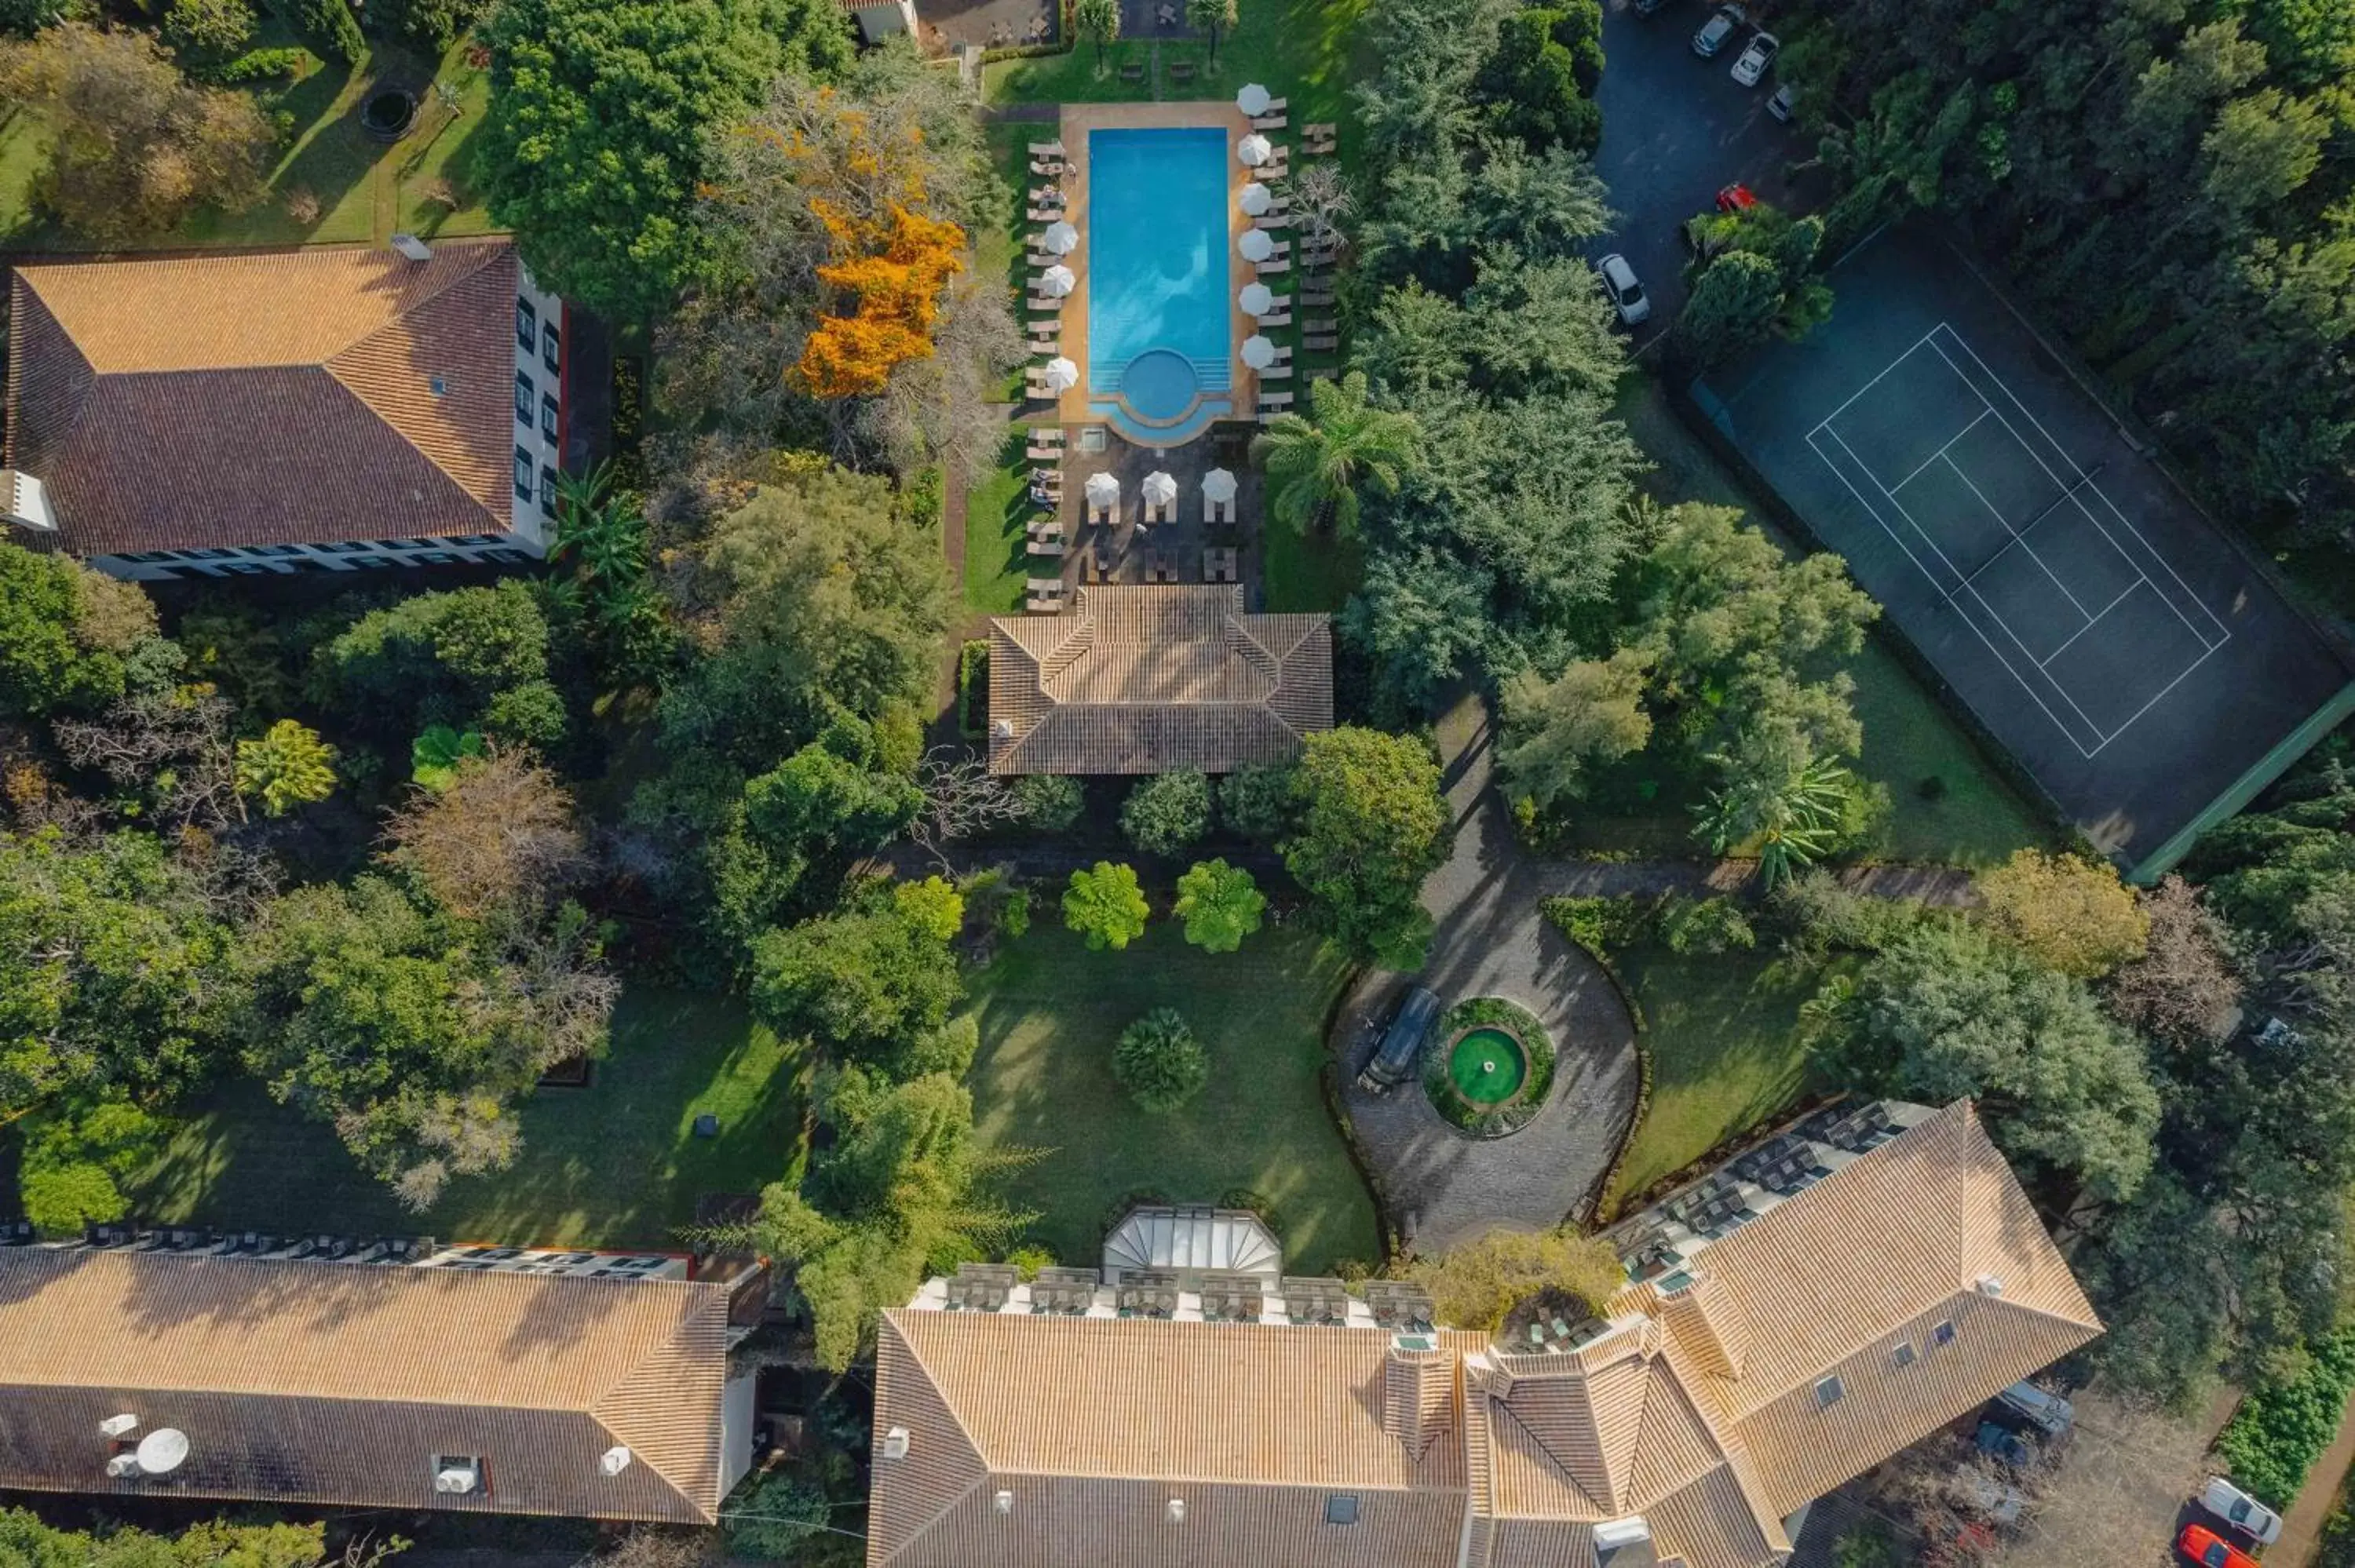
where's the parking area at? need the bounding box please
[1590,0,1826,331]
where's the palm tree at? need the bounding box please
[1693,753,1853,888]
[1075,0,1119,69]
[1185,0,1237,65]
[1249,370,1422,538]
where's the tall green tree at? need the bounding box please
[478,0,853,319]
[1497,650,1652,808]
[1172,858,1265,953]
[1062,861,1149,951]
[233,719,337,819]
[312,582,568,749]
[0,542,162,717]
[1119,770,1211,859]
[1281,727,1449,968]
[749,897,961,1067]
[1693,753,1853,888]
[1074,0,1118,66]
[1185,0,1235,63]
[1251,370,1423,538]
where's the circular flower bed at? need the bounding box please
[1422,996,1557,1139]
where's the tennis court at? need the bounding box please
[1693,229,2351,867]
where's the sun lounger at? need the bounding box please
[1031,425,1065,445]
[1303,122,1334,137]
[1304,334,1339,352]
[1305,316,1338,334]
[1027,440,1063,460]
[1029,184,1064,203]
[1026,575,1064,593]
[1028,206,1064,224]
[1255,257,1291,275]
[1258,363,1293,381]
[1028,538,1067,558]
[1259,390,1294,409]
[1298,288,1335,308]
[1030,158,1064,177]
[1254,214,1291,232]
[1119,61,1144,81]
[1024,378,1061,400]
[1029,140,1065,156]
[1250,113,1287,131]
[1088,500,1112,527]
[1169,61,1195,81]
[1254,309,1294,328]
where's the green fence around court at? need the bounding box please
[2126,677,2355,885]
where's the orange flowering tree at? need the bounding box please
[799,200,968,397]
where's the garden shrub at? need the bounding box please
[1658,894,1754,955]
[1015,772,1083,831]
[957,640,988,739]
[1218,763,1296,840]
[1120,769,1210,857]
[1765,870,1920,956]
[1113,1007,1208,1113]
[2218,1329,2355,1507]
[215,44,308,79]
[1218,1186,1285,1242]
[1541,894,1659,954]
[276,0,362,61]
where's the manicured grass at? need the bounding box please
[962,920,1381,1274]
[965,428,1040,614]
[1599,946,1836,1219]
[1262,518,1363,613]
[1,31,493,250]
[127,989,808,1249]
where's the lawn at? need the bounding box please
[1262,516,1363,613]
[1,30,494,251]
[962,920,1381,1275]
[1598,945,1835,1220]
[965,427,1040,613]
[126,988,809,1249]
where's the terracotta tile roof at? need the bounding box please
[0,1247,734,1524]
[986,585,1332,774]
[868,1102,2100,1568]
[3,242,521,556]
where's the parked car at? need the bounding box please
[1691,5,1745,57]
[2180,1523,2261,1568]
[1731,31,1779,85]
[1597,253,1651,325]
[1766,82,1798,121]
[1356,985,1440,1092]
[1952,1471,2027,1528]
[2200,1477,2284,1544]
[1973,1421,2034,1468]
[1633,0,1667,14]
[1990,1380,2075,1440]
[1716,182,1759,213]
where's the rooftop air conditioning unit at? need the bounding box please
[1166,1499,1186,1524]
[434,1462,480,1494]
[600,1446,633,1477]
[99,1414,139,1439]
[1595,1515,1652,1550]
[881,1427,911,1460]
[105,1454,143,1479]
[1974,1274,2006,1296]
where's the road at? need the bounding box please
[1590,0,1827,335]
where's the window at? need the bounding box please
[515,448,535,501]
[541,465,559,516]
[1814,1376,1845,1409]
[517,298,536,352]
[414,551,457,564]
[1932,1320,1957,1348]
[173,548,241,560]
[447,534,505,547]
[516,372,533,424]
[542,320,560,374]
[540,392,559,441]
[1324,1496,1360,1526]
[350,554,395,570]
[249,544,306,556]
[483,549,530,564]
[312,540,374,554]
[1891,1342,1917,1370]
[429,374,449,399]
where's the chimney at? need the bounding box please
[2,471,57,533]
[1657,1270,1750,1380]
[1382,1336,1456,1460]
[390,233,433,262]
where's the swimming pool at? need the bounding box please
[1087,126,1232,442]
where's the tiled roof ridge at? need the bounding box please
[317,348,502,529]
[1626,1355,1726,1505]
[1485,1397,1609,1515]
[879,1309,992,1470]
[588,1287,732,1517]
[2,278,92,472]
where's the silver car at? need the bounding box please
[1692,4,1744,57]
[1732,31,1779,86]
[2201,1477,2284,1544]
[1598,253,1650,325]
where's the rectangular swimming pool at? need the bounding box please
[1086,126,1232,435]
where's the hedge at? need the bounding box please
[958,640,989,739]
[2218,1329,2355,1508]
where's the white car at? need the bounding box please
[1732,31,1780,86]
[1597,253,1650,326]
[1691,5,1744,57]
[1766,82,1798,121]
[2201,1477,2284,1544]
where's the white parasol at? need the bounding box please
[1239,282,1276,316]
[1037,264,1076,297]
[1141,471,1178,509]
[1202,468,1239,504]
[1239,181,1273,216]
[1241,334,1278,369]
[1237,133,1272,167]
[1236,83,1272,116]
[1041,356,1079,392]
[1084,471,1121,508]
[1239,228,1276,263]
[1041,219,1079,254]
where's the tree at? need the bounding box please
[163,0,255,60]
[382,749,590,922]
[1497,650,1652,808]
[234,720,336,819]
[1407,1227,1624,1331]
[1693,753,1855,888]
[17,1097,166,1234]
[1823,920,2160,1202]
[1063,861,1148,951]
[1476,8,1601,154]
[1113,1007,1210,1112]
[1218,764,1296,841]
[907,748,1026,873]
[1251,370,1423,538]
[1673,249,1784,367]
[0,24,272,243]
[1074,0,1117,67]
[551,465,668,683]
[1173,859,1265,954]
[373,0,489,49]
[288,0,363,61]
[749,901,962,1065]
[1120,770,1211,858]
[478,0,853,319]
[0,1509,334,1568]
[1185,0,1235,64]
[1016,773,1086,832]
[312,582,567,749]
[0,542,160,717]
[2105,875,2241,1052]
[1282,727,1449,969]
[712,737,920,939]
[1973,849,2149,978]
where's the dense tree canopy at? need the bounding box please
[0,543,164,718]
[749,894,961,1063]
[311,582,568,750]
[1282,728,1450,969]
[1408,1227,1624,1331]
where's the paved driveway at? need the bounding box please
[1590,0,1827,334]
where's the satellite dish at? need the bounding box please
[133,1428,189,1475]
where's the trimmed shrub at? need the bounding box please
[276,0,363,63]
[957,640,988,739]
[2218,1330,2355,1507]
[1120,768,1210,857]
[1113,1007,1208,1113]
[1658,895,1754,955]
[1015,773,1083,832]
[215,44,309,79]
[1541,894,1659,954]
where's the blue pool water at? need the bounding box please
[1087,127,1232,437]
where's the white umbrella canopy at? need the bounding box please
[1238,228,1276,263]
[1202,468,1239,503]
[1042,356,1079,392]
[1239,282,1276,316]
[1240,334,1278,369]
[1141,471,1178,508]
[1084,471,1122,506]
[1041,219,1079,254]
[1238,181,1272,217]
[1038,264,1077,297]
[1237,133,1272,167]
[1236,83,1272,116]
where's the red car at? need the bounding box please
[2181,1522,2260,1568]
[1716,182,1759,213]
